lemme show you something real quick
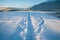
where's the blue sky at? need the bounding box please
[0,0,46,8]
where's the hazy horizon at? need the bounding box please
[0,0,46,8]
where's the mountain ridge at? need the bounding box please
[30,1,60,12]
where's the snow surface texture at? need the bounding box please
[0,11,60,40]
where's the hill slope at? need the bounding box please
[30,1,60,11]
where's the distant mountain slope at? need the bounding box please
[0,7,28,12]
[30,1,60,11]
